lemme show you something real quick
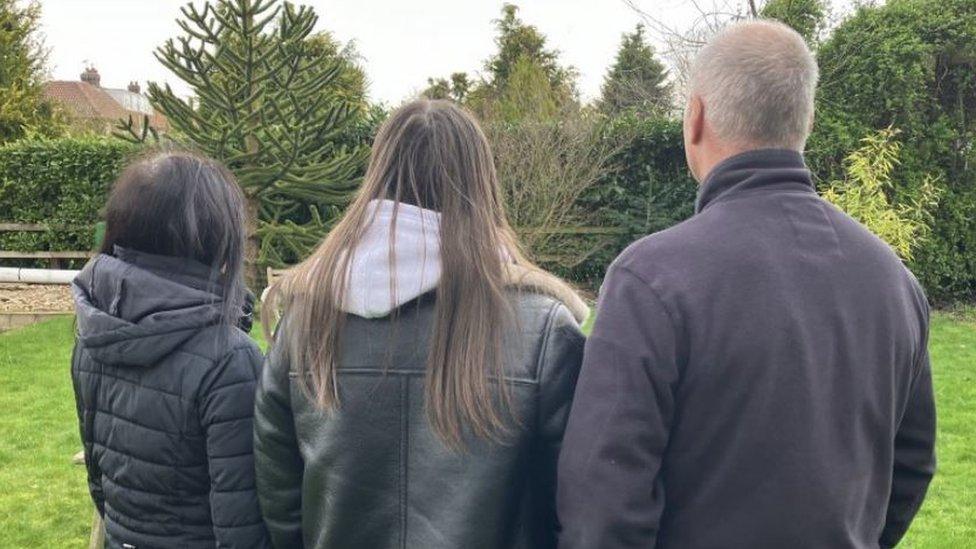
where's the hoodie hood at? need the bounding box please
[340,200,592,323]
[72,247,225,366]
[343,200,442,318]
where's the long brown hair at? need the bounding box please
[263,99,583,448]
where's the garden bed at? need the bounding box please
[0,283,74,313]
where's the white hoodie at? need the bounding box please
[340,199,590,322]
[342,199,442,318]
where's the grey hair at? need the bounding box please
[689,20,819,151]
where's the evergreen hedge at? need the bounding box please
[0,90,972,304]
[0,138,138,265]
[810,0,976,302]
[567,115,697,286]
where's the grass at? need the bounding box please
[0,318,91,547]
[0,313,973,547]
[902,313,976,547]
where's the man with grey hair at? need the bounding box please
[558,20,935,548]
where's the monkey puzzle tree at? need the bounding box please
[147,0,370,284]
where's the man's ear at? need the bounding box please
[688,95,705,145]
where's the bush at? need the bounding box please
[487,110,619,274]
[569,115,697,286]
[821,127,942,261]
[811,0,976,302]
[0,138,138,265]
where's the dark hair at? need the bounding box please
[101,150,247,328]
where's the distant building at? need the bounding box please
[43,67,168,134]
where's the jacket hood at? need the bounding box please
[72,247,225,366]
[340,200,590,323]
[343,200,442,318]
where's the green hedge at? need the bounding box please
[566,115,697,286]
[0,138,138,266]
[810,0,976,302]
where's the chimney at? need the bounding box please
[127,81,141,94]
[80,66,101,87]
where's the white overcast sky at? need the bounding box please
[36,0,855,105]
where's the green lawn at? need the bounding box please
[0,314,973,547]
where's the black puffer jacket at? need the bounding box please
[71,247,270,548]
[254,292,585,548]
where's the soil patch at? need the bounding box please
[0,283,74,313]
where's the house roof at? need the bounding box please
[42,80,169,131]
[43,81,127,120]
[104,88,155,115]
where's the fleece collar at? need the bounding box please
[695,148,814,214]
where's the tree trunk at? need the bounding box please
[245,195,263,292]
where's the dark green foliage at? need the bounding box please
[146,0,371,276]
[569,116,697,286]
[760,0,827,44]
[421,4,577,119]
[486,4,576,96]
[422,73,471,103]
[811,0,976,301]
[0,138,138,265]
[0,0,63,143]
[113,114,160,144]
[598,25,672,116]
[465,3,579,120]
[304,31,369,106]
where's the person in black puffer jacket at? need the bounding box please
[71,151,270,548]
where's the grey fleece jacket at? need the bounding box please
[557,149,936,549]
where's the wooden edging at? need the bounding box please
[0,222,90,232]
[0,311,72,332]
[0,251,94,259]
[515,226,629,236]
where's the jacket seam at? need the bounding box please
[208,451,255,460]
[101,472,204,499]
[77,369,190,401]
[191,346,259,429]
[210,486,258,494]
[104,501,207,536]
[169,344,255,363]
[287,369,539,386]
[208,378,258,393]
[534,300,563,383]
[613,264,681,338]
[205,415,253,428]
[212,520,267,529]
[94,442,206,468]
[400,375,408,549]
[700,187,816,213]
[534,300,563,436]
[92,407,191,437]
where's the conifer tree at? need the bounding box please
[0,0,62,143]
[465,3,579,121]
[598,24,671,116]
[147,0,370,283]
